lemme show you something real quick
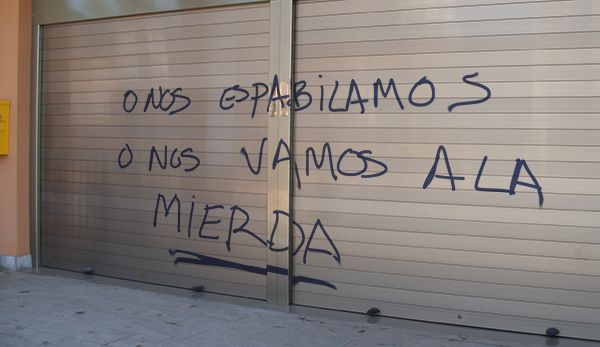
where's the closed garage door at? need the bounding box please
[292,0,600,340]
[40,3,270,299]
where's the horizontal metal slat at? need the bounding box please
[295,0,568,18]
[44,4,269,39]
[294,113,600,130]
[43,231,265,263]
[43,61,268,82]
[45,20,269,50]
[294,265,600,308]
[43,214,267,244]
[43,47,269,72]
[295,196,600,228]
[44,33,269,61]
[292,252,600,293]
[295,183,600,212]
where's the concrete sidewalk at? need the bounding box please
[0,270,595,347]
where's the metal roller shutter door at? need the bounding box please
[292,0,600,340]
[40,3,270,299]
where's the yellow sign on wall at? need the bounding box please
[0,100,10,155]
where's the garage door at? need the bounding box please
[292,0,600,340]
[40,3,270,299]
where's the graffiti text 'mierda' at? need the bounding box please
[153,193,341,266]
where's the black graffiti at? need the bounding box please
[422,145,465,191]
[240,137,267,175]
[169,249,337,290]
[198,204,223,240]
[269,210,340,264]
[408,76,435,107]
[373,78,404,110]
[423,145,544,207]
[148,145,200,172]
[218,73,490,116]
[447,72,491,112]
[122,86,191,115]
[117,143,133,169]
[118,145,200,172]
[226,205,268,251]
[475,156,544,207]
[240,138,388,189]
[122,90,137,113]
[153,193,342,266]
[115,67,552,296]
[154,193,182,233]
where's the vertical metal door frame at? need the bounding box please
[29,24,41,270]
[266,0,293,306]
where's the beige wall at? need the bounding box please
[0,0,31,257]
